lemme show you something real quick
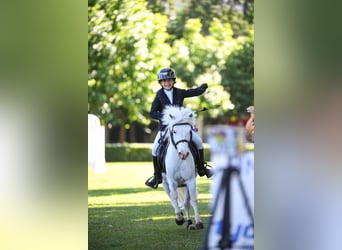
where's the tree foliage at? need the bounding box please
[150,0,254,42]
[169,18,237,117]
[221,31,254,116]
[88,0,254,138]
[88,0,171,125]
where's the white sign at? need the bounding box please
[202,126,254,250]
[88,114,106,173]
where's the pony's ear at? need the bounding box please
[169,114,174,119]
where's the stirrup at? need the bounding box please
[145,176,159,189]
[203,162,213,178]
[204,162,212,170]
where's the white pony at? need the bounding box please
[161,105,204,230]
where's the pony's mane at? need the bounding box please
[162,105,196,128]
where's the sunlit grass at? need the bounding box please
[88,162,213,250]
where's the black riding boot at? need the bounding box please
[145,156,162,189]
[197,149,212,178]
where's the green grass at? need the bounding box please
[88,162,212,250]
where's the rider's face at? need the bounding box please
[160,79,175,90]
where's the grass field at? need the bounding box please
[88,162,213,250]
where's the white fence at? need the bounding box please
[88,114,106,173]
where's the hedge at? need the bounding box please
[105,143,211,162]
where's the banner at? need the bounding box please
[202,126,254,250]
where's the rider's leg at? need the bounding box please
[197,149,212,178]
[145,158,162,189]
[192,133,212,178]
[145,132,163,189]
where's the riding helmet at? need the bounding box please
[157,67,176,82]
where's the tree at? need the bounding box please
[169,18,237,118]
[88,0,171,130]
[220,31,254,119]
[88,0,254,142]
[162,0,253,42]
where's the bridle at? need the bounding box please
[169,122,193,151]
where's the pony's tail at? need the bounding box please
[177,186,188,209]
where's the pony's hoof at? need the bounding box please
[196,222,204,229]
[186,219,195,230]
[175,218,185,225]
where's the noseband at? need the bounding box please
[170,122,193,151]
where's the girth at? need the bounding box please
[156,139,200,173]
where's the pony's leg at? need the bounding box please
[161,173,170,197]
[183,187,196,230]
[186,179,204,229]
[162,178,184,225]
[183,187,190,220]
[168,179,185,225]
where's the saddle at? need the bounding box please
[156,138,200,174]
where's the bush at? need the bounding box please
[105,143,211,162]
[105,143,151,162]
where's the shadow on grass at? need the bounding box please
[89,202,211,250]
[89,180,211,197]
[88,177,212,249]
[88,187,148,197]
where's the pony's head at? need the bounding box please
[162,105,196,128]
[162,106,197,160]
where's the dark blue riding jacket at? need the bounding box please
[150,84,207,131]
